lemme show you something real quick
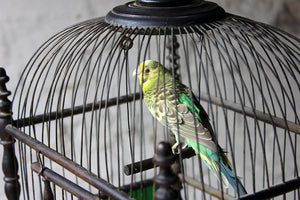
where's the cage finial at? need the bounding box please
[153,142,181,200]
[0,67,20,200]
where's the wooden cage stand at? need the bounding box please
[153,141,181,200]
[0,68,20,200]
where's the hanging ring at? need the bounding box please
[119,36,133,50]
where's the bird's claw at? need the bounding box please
[172,143,179,154]
[172,143,189,154]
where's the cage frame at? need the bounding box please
[1,0,300,199]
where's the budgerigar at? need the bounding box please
[133,60,247,195]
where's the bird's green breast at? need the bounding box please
[143,80,189,125]
[144,81,175,122]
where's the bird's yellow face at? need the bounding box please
[133,60,164,91]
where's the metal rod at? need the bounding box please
[13,93,140,127]
[199,92,300,135]
[178,174,235,200]
[5,125,132,200]
[123,147,195,176]
[13,91,299,135]
[236,177,300,200]
[31,162,99,200]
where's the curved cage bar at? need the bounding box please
[4,5,300,200]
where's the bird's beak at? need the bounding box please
[133,67,140,77]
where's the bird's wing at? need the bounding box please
[157,90,218,152]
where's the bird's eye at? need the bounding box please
[144,68,150,73]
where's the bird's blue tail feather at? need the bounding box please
[220,162,247,196]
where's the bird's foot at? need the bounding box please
[172,142,179,154]
[182,143,189,150]
[172,143,189,154]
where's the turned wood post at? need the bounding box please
[153,141,181,200]
[0,68,20,200]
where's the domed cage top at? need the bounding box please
[0,0,299,200]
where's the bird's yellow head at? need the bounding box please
[133,60,171,91]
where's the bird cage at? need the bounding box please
[0,0,299,199]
